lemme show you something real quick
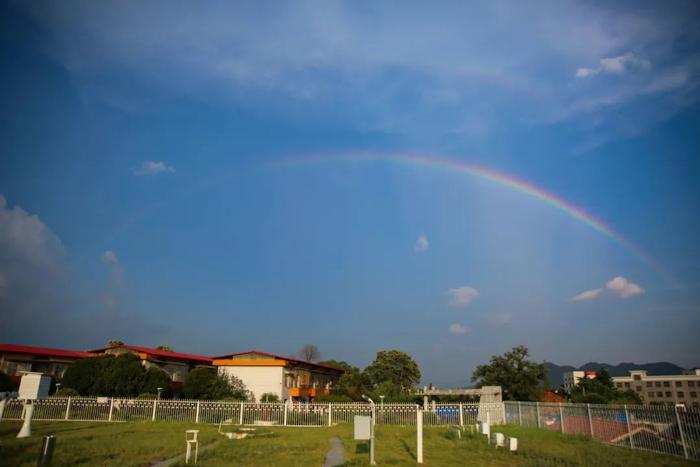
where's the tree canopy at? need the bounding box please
[62,354,171,397]
[471,345,547,401]
[569,369,642,404]
[298,344,321,362]
[365,350,421,391]
[181,368,250,400]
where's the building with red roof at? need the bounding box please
[0,343,93,385]
[213,350,344,402]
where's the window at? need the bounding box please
[665,392,671,397]
[655,382,661,387]
[676,381,682,387]
[633,374,641,381]
[663,381,670,387]
[691,392,698,398]
[616,383,623,388]
[689,381,696,387]
[648,392,654,397]
[646,382,652,387]
[635,386,641,392]
[678,392,685,398]
[624,382,630,388]
[657,392,663,397]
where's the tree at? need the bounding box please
[318,360,353,371]
[260,393,280,402]
[364,350,421,391]
[332,367,372,401]
[298,344,321,362]
[156,345,173,351]
[471,345,547,401]
[107,340,124,347]
[570,369,642,404]
[141,367,172,396]
[182,368,250,400]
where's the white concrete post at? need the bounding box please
[328,403,332,426]
[535,402,540,428]
[417,409,424,464]
[0,399,7,422]
[239,402,244,425]
[108,398,114,422]
[559,403,564,433]
[624,405,634,449]
[17,401,34,438]
[674,406,688,460]
[151,399,158,421]
[459,403,464,427]
[64,397,71,420]
[587,404,594,437]
[195,401,200,424]
[518,401,522,426]
[283,401,288,426]
[370,403,376,465]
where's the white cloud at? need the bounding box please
[414,234,429,252]
[571,276,644,301]
[448,323,469,335]
[575,52,651,79]
[134,161,175,176]
[447,286,479,307]
[100,250,118,264]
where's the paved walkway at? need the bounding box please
[323,437,345,467]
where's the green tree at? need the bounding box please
[471,345,547,401]
[298,344,321,362]
[570,369,642,404]
[107,340,124,347]
[156,345,173,351]
[365,350,421,391]
[332,367,372,401]
[0,371,14,392]
[182,368,250,400]
[317,360,353,371]
[260,392,280,402]
[141,367,172,395]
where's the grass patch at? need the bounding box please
[0,421,696,466]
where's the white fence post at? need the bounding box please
[195,401,200,424]
[624,405,634,449]
[674,405,689,460]
[416,409,423,464]
[536,402,540,428]
[151,399,158,421]
[518,401,522,426]
[559,403,564,433]
[283,401,288,426]
[108,398,114,422]
[328,403,332,426]
[459,403,464,427]
[239,402,244,425]
[587,404,593,437]
[64,397,71,420]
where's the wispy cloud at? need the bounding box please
[576,52,651,78]
[414,234,429,252]
[134,161,175,176]
[571,276,644,301]
[448,323,469,335]
[447,286,479,307]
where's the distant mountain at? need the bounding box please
[544,361,688,388]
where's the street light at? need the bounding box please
[379,395,385,409]
[361,395,376,465]
[157,387,164,400]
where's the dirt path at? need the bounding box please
[323,437,345,467]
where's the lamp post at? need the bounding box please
[362,395,376,465]
[379,395,385,409]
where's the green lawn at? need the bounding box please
[0,421,695,466]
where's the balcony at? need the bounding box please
[288,386,331,398]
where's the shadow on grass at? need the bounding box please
[355,442,369,454]
[400,439,416,461]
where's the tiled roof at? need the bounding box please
[212,350,344,372]
[0,343,93,359]
[89,344,213,363]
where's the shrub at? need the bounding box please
[138,393,157,399]
[260,392,280,402]
[54,387,79,397]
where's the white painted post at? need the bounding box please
[328,403,332,426]
[559,403,564,433]
[459,403,464,427]
[64,397,71,420]
[0,399,6,422]
[108,398,114,422]
[195,401,200,424]
[518,401,522,426]
[151,399,158,421]
[535,402,540,428]
[674,406,688,460]
[417,409,424,464]
[587,404,594,437]
[239,402,244,425]
[283,401,288,426]
[624,405,634,449]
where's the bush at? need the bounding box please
[314,394,353,402]
[138,393,157,399]
[182,368,251,400]
[260,392,280,402]
[54,387,79,397]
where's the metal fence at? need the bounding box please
[0,398,504,427]
[504,401,700,461]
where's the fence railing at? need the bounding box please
[504,401,699,461]
[0,398,504,427]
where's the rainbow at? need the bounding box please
[274,152,672,282]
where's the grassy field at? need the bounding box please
[0,421,696,466]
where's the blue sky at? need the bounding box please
[1,1,698,386]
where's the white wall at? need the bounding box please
[218,366,284,402]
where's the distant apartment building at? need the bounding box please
[0,344,92,384]
[213,350,344,402]
[612,369,700,407]
[562,370,597,391]
[89,344,214,390]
